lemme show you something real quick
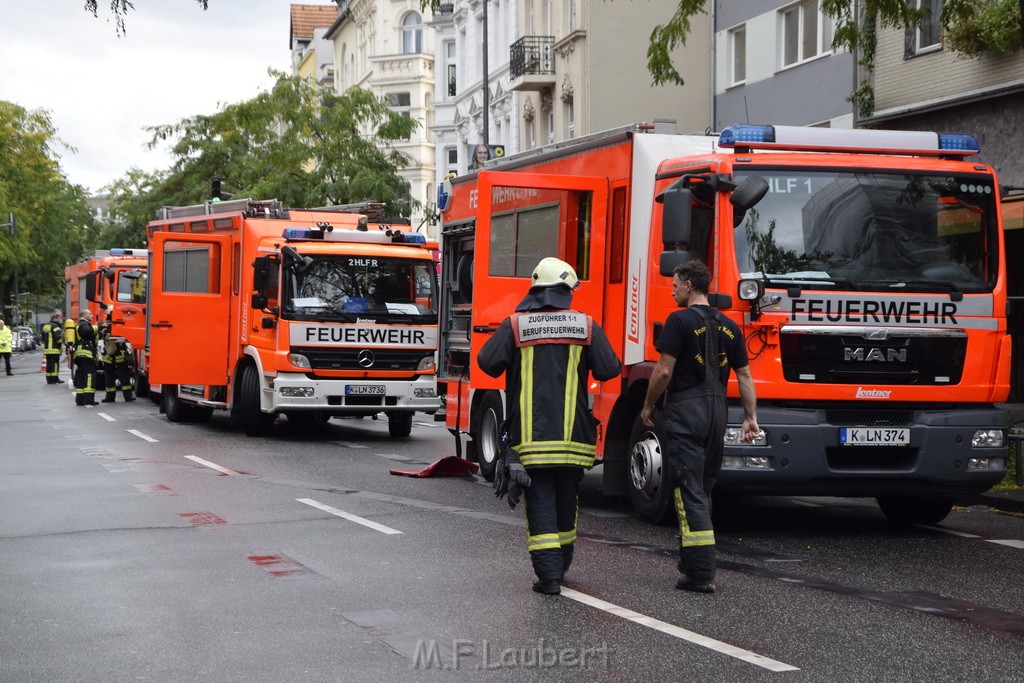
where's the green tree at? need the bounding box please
[84,0,209,35]
[0,102,93,321]
[126,72,416,219]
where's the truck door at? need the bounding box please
[472,170,608,389]
[147,232,232,385]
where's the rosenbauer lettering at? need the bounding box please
[290,324,438,348]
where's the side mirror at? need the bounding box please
[661,188,693,246]
[251,293,268,310]
[730,175,769,227]
[252,255,275,293]
[84,272,101,303]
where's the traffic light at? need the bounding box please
[212,178,222,200]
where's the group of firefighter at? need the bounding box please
[40,310,135,405]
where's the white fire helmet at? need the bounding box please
[531,257,579,290]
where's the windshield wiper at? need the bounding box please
[883,280,960,292]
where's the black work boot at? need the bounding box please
[532,578,561,595]
[102,395,116,403]
[675,576,715,593]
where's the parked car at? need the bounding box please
[14,326,36,352]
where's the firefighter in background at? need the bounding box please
[72,310,99,406]
[478,257,622,595]
[0,319,12,376]
[41,313,63,384]
[99,328,134,403]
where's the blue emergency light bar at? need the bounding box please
[282,227,428,245]
[718,124,980,156]
[109,248,148,257]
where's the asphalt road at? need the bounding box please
[2,350,1023,681]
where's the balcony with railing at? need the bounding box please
[509,36,555,92]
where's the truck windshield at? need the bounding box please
[282,255,438,323]
[733,170,998,293]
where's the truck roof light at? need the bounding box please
[108,248,148,257]
[718,124,980,156]
[282,226,428,246]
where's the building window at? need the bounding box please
[730,26,746,84]
[565,102,574,139]
[915,0,941,52]
[528,120,536,149]
[547,110,554,144]
[402,12,423,54]
[386,92,412,118]
[446,147,458,176]
[445,41,457,97]
[564,0,575,32]
[780,0,833,67]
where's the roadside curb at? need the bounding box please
[956,491,1024,515]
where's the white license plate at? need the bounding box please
[346,385,385,396]
[839,427,910,446]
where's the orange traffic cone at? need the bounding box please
[39,357,46,373]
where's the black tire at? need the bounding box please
[387,411,414,438]
[238,365,274,437]
[135,371,149,398]
[190,406,214,423]
[627,412,676,525]
[162,385,188,423]
[876,496,955,525]
[471,391,503,482]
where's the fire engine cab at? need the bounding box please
[437,121,1011,525]
[144,199,439,437]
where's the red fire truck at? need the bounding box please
[142,199,440,437]
[436,122,1011,524]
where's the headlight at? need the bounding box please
[414,388,436,398]
[737,279,763,301]
[289,353,311,369]
[724,427,768,446]
[972,429,1004,448]
[418,356,436,372]
[280,386,314,397]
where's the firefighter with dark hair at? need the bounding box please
[478,257,621,595]
[72,310,99,406]
[41,313,63,384]
[100,328,135,403]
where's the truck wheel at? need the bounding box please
[135,371,149,398]
[162,385,187,423]
[876,496,955,525]
[472,392,503,482]
[238,365,273,437]
[627,413,675,525]
[387,411,414,438]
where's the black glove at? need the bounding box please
[504,455,531,511]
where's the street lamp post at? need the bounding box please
[0,213,15,323]
[482,0,489,149]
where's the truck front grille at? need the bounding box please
[292,347,429,371]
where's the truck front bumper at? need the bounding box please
[268,373,441,415]
[718,401,1007,497]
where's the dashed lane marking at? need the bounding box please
[987,539,1024,549]
[127,429,158,443]
[98,412,115,422]
[185,455,242,476]
[297,497,402,535]
[915,525,981,538]
[560,587,799,672]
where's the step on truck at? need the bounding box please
[436,121,1011,525]
[144,198,440,437]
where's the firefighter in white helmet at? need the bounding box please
[478,257,621,595]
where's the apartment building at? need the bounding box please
[713,1,855,130]
[290,4,338,87]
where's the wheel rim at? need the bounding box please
[629,430,664,502]
[480,408,499,466]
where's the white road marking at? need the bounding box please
[986,539,1024,549]
[333,441,369,449]
[297,498,403,535]
[127,429,158,443]
[184,455,241,476]
[98,412,115,422]
[559,587,799,672]
[914,525,981,538]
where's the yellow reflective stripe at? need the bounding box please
[563,345,581,440]
[681,533,716,548]
[528,532,561,552]
[520,454,595,467]
[520,346,533,443]
[674,488,689,535]
[516,440,597,455]
[558,529,577,546]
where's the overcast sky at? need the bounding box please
[0,1,301,194]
